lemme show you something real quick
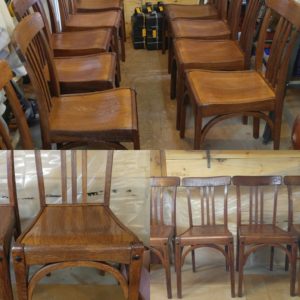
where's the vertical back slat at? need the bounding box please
[211,187,216,225]
[71,150,77,203]
[104,150,114,206]
[187,188,193,227]
[260,187,264,224]
[224,185,228,227]
[273,185,278,225]
[200,187,204,225]
[61,150,67,203]
[254,186,259,224]
[205,186,210,225]
[237,185,242,227]
[249,187,253,225]
[82,150,88,204]
[35,150,46,207]
[159,187,164,225]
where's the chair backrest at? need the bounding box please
[233,176,282,227]
[34,150,114,206]
[13,0,56,37]
[0,151,21,235]
[255,0,300,97]
[226,0,243,39]
[208,0,228,20]
[13,13,60,148]
[57,0,76,30]
[284,176,300,230]
[0,60,34,150]
[239,0,265,68]
[181,176,231,227]
[150,176,180,228]
[292,115,300,149]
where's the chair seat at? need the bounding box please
[76,0,122,12]
[150,225,174,240]
[49,88,138,142]
[186,70,275,114]
[171,19,231,39]
[0,206,15,245]
[53,53,116,93]
[21,205,138,247]
[175,39,245,70]
[166,4,218,20]
[65,11,121,30]
[240,224,297,243]
[179,225,233,245]
[52,29,112,56]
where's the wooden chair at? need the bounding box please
[233,175,298,297]
[0,60,34,150]
[0,150,21,300]
[163,0,227,54]
[175,176,235,298]
[13,6,118,95]
[173,0,263,131]
[182,0,300,150]
[58,0,125,63]
[167,0,242,73]
[75,0,126,42]
[12,150,144,300]
[150,176,180,299]
[13,13,140,150]
[292,115,300,149]
[13,0,114,58]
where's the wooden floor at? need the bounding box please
[23,41,300,150]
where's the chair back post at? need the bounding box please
[13,13,61,148]
[239,0,265,68]
[226,0,243,40]
[104,150,114,207]
[284,176,300,231]
[233,176,282,227]
[46,0,60,33]
[57,0,71,30]
[150,177,180,231]
[182,176,231,227]
[0,60,34,150]
[34,150,47,208]
[7,150,21,236]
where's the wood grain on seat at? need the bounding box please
[76,0,122,12]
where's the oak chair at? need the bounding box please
[175,176,235,298]
[233,175,298,297]
[182,0,300,150]
[58,0,126,63]
[162,0,227,54]
[167,0,242,74]
[13,13,140,150]
[13,6,118,95]
[173,0,264,130]
[150,176,180,299]
[0,151,21,300]
[12,0,115,58]
[75,0,126,42]
[0,60,34,150]
[292,115,300,149]
[12,150,144,300]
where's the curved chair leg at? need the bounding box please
[0,248,13,300]
[225,245,229,271]
[228,242,235,298]
[170,58,177,100]
[194,108,203,150]
[168,36,173,74]
[290,242,297,296]
[236,235,240,271]
[163,243,172,299]
[175,239,182,298]
[253,117,260,139]
[238,241,245,297]
[191,249,196,273]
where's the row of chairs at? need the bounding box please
[0,150,144,300]
[150,175,300,298]
[0,0,141,150]
[163,0,300,149]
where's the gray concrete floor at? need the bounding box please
[19,40,300,150]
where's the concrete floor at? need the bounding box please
[20,40,300,150]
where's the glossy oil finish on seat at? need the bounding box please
[162,0,227,54]
[0,151,21,300]
[233,175,298,297]
[150,176,180,299]
[13,0,113,58]
[12,150,144,300]
[13,13,139,149]
[172,0,263,130]
[0,61,33,150]
[183,0,300,149]
[58,0,125,62]
[76,0,122,12]
[176,176,235,298]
